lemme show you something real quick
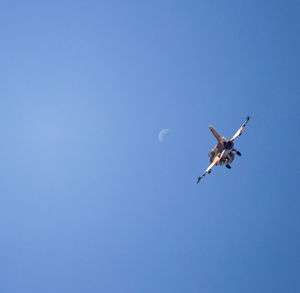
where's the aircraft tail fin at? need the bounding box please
[209,126,223,143]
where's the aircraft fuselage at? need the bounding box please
[209,140,235,166]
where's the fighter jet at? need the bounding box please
[197,116,250,183]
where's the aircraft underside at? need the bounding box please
[197,116,249,183]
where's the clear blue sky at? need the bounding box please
[0,1,299,292]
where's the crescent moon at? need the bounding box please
[158,128,171,142]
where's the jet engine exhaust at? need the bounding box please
[223,141,234,150]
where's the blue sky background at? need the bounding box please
[0,1,299,292]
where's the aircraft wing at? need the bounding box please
[197,150,225,183]
[230,116,250,142]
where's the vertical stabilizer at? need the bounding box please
[209,126,223,143]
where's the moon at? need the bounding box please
[158,128,171,142]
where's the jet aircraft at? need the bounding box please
[197,116,250,183]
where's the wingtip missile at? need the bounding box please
[197,174,205,183]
